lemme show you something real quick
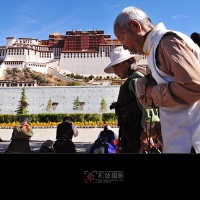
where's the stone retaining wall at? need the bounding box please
[0,86,120,114]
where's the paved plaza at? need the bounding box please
[0,127,119,153]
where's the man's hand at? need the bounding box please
[110,102,119,110]
[137,82,157,108]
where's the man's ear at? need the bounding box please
[130,20,142,33]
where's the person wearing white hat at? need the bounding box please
[105,46,162,153]
[104,46,142,74]
[104,46,146,153]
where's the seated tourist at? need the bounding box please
[89,125,117,153]
[39,139,55,153]
[6,116,34,153]
[53,116,78,153]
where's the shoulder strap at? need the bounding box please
[128,71,144,112]
[128,72,160,127]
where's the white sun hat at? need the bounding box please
[104,46,141,73]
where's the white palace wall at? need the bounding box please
[59,53,111,77]
[0,86,120,114]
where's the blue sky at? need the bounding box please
[0,0,199,46]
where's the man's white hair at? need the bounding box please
[113,6,150,31]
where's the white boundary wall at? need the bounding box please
[0,86,120,114]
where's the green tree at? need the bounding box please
[46,98,52,113]
[99,97,107,113]
[16,87,29,115]
[73,96,83,112]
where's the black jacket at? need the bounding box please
[56,121,74,140]
[116,71,143,153]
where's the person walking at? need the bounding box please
[113,6,200,153]
[104,46,161,153]
[53,116,78,153]
[6,116,34,153]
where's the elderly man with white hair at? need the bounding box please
[113,6,200,153]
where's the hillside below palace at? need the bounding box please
[0,29,147,78]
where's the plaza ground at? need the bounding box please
[0,127,119,153]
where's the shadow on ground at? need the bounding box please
[0,140,93,154]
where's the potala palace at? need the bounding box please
[0,30,147,78]
[0,30,148,114]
